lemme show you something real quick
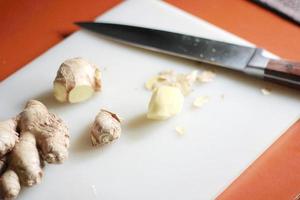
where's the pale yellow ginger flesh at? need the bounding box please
[175,126,186,135]
[193,96,210,108]
[53,57,102,103]
[90,109,121,146]
[147,86,184,120]
[0,100,70,199]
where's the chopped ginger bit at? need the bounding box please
[197,70,216,83]
[144,75,171,91]
[175,126,186,135]
[193,96,210,108]
[145,70,199,96]
[176,70,198,95]
[261,88,271,95]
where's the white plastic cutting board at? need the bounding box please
[0,1,300,199]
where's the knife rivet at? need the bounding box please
[212,48,216,53]
[200,54,204,58]
[210,57,215,61]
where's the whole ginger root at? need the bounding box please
[0,100,70,199]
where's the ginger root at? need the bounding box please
[147,85,184,120]
[0,100,69,199]
[53,57,101,103]
[90,109,121,146]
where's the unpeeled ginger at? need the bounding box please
[53,57,101,103]
[0,100,70,199]
[90,109,121,146]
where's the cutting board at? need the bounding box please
[0,1,300,199]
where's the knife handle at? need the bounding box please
[264,59,300,89]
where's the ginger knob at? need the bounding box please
[147,85,184,120]
[53,57,101,103]
[90,109,121,146]
[0,100,69,199]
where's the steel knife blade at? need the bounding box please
[76,22,300,89]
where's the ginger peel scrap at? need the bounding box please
[145,70,198,96]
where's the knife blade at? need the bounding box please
[76,22,300,89]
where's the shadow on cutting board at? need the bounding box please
[70,124,112,155]
[124,113,165,140]
[126,113,154,129]
[71,124,93,153]
[33,89,74,109]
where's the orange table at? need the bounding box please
[1,1,300,199]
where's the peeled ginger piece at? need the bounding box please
[147,86,184,120]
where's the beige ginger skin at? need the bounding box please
[0,119,19,157]
[0,170,20,200]
[53,57,101,103]
[90,109,121,146]
[9,132,43,187]
[18,100,69,163]
[0,100,70,199]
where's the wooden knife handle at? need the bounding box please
[264,59,300,89]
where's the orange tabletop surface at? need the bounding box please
[1,0,300,199]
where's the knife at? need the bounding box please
[76,22,300,89]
